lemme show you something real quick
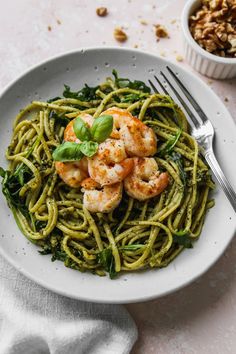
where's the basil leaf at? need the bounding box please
[73,117,91,142]
[79,141,98,157]
[91,115,113,143]
[52,142,83,162]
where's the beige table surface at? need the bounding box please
[1,1,236,353]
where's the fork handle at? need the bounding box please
[205,150,236,213]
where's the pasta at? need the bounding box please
[0,72,215,278]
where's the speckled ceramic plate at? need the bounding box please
[0,48,235,304]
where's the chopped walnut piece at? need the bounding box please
[228,34,236,52]
[154,24,169,39]
[96,7,108,17]
[190,0,236,58]
[114,28,128,42]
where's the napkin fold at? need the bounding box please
[0,256,137,354]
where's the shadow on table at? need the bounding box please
[127,233,236,354]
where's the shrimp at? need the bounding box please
[102,107,157,157]
[80,177,100,190]
[55,159,88,188]
[88,138,134,186]
[120,116,157,157]
[82,178,123,213]
[102,107,131,139]
[124,157,169,201]
[64,113,94,143]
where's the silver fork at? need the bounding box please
[148,66,236,213]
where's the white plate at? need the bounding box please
[0,48,235,304]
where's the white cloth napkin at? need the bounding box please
[0,256,137,354]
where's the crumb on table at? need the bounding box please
[140,19,148,25]
[176,54,184,62]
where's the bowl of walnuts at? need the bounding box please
[181,0,236,79]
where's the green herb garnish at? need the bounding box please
[97,248,117,279]
[173,231,193,249]
[0,165,32,214]
[112,69,151,93]
[73,117,92,142]
[63,84,99,101]
[47,96,61,103]
[159,129,182,157]
[79,141,99,157]
[53,115,113,162]
[169,152,187,187]
[52,142,84,162]
[90,115,113,143]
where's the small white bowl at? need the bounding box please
[181,0,236,79]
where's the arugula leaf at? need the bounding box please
[79,141,98,157]
[35,220,47,231]
[39,231,68,262]
[90,115,113,143]
[38,245,52,255]
[0,164,33,215]
[0,167,5,178]
[49,111,70,128]
[112,69,151,93]
[52,142,84,162]
[173,232,193,249]
[39,245,67,262]
[63,84,99,101]
[51,250,67,262]
[47,96,61,103]
[169,152,187,187]
[73,117,92,142]
[97,248,117,279]
[159,129,182,157]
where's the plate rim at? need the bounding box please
[0,46,235,304]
